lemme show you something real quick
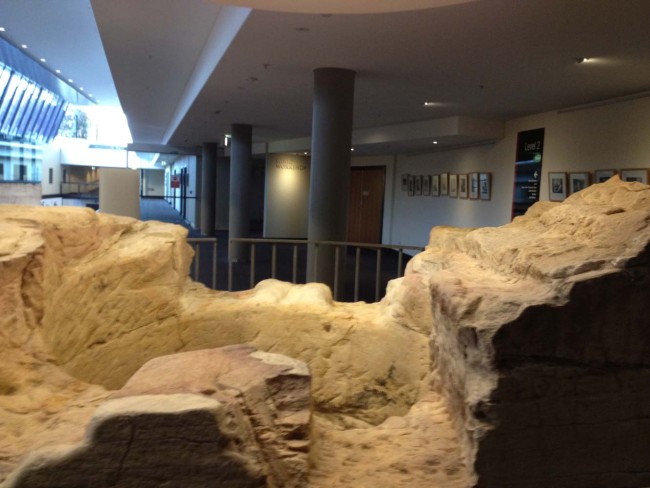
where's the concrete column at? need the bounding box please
[215,151,230,230]
[200,142,217,236]
[306,68,356,290]
[228,124,252,262]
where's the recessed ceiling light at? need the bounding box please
[68,79,73,83]
[0,27,5,32]
[39,58,46,63]
[79,87,84,91]
[20,44,28,49]
[88,94,93,98]
[55,69,61,74]
[351,148,355,151]
[433,141,438,144]
[575,57,591,64]
[423,101,436,107]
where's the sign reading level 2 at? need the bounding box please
[512,128,544,219]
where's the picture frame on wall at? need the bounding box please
[548,172,568,201]
[401,174,410,191]
[422,175,431,196]
[440,173,449,196]
[568,172,591,194]
[479,172,491,201]
[620,168,649,184]
[469,172,479,200]
[449,173,458,198]
[431,174,440,196]
[594,169,617,184]
[458,174,468,199]
[408,175,415,196]
[415,175,422,195]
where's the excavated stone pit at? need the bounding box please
[0,176,649,487]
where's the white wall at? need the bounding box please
[264,154,310,238]
[388,95,650,248]
[99,168,140,219]
[141,169,165,197]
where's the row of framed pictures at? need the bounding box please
[402,172,492,200]
[549,168,649,201]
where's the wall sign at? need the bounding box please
[511,128,544,219]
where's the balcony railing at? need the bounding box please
[187,237,423,302]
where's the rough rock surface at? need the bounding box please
[4,345,310,488]
[1,176,649,487]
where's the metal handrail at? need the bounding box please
[187,236,423,302]
[228,237,423,301]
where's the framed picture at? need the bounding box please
[458,174,468,199]
[548,172,567,201]
[401,174,410,191]
[449,173,458,198]
[469,172,479,200]
[479,172,491,201]
[568,172,591,194]
[422,175,431,196]
[594,169,617,184]
[414,175,422,195]
[431,174,440,196]
[620,168,649,184]
[408,175,415,196]
[440,173,449,196]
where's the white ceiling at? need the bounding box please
[2,0,650,155]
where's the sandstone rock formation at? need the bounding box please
[0,176,649,487]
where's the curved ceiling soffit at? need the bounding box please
[211,0,476,15]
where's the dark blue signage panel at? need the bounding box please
[512,128,544,219]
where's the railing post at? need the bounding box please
[271,244,277,279]
[397,248,404,278]
[333,245,340,300]
[212,240,218,289]
[375,248,382,302]
[354,247,361,302]
[228,239,233,291]
[250,243,256,288]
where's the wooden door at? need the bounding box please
[347,166,386,243]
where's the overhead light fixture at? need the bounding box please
[575,57,591,64]
[55,69,61,74]
[433,141,438,144]
[423,101,436,107]
[68,78,74,83]
[0,27,5,32]
[351,148,355,151]
[20,44,28,49]
[40,58,46,63]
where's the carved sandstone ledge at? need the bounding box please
[0,176,649,487]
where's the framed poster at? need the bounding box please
[548,172,567,201]
[469,172,479,199]
[422,175,431,196]
[594,169,617,183]
[568,172,591,194]
[415,175,422,195]
[449,173,458,198]
[458,174,468,199]
[431,174,440,196]
[620,168,649,184]
[408,175,415,196]
[440,173,449,196]
[401,174,410,191]
[479,172,491,201]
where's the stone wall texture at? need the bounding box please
[0,176,649,487]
